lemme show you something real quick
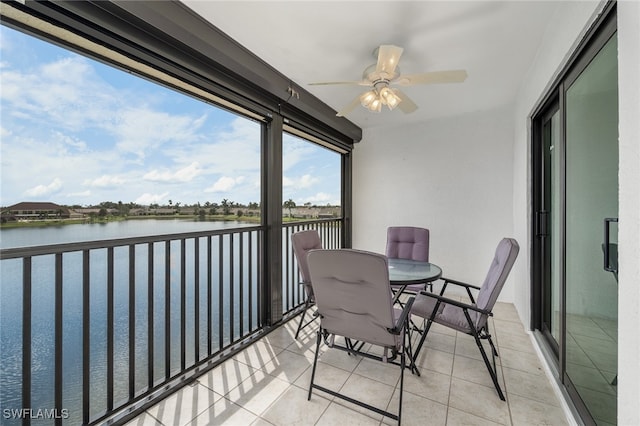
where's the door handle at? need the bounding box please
[536,211,549,237]
[603,217,618,273]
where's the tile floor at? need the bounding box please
[127,302,572,425]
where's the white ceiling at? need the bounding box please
[181,1,560,130]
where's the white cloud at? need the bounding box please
[143,162,202,183]
[114,109,207,159]
[304,192,334,204]
[24,178,63,198]
[204,176,245,193]
[283,174,319,189]
[135,192,169,205]
[67,190,92,198]
[83,175,126,188]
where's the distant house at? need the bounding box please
[2,202,70,220]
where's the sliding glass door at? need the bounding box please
[564,31,618,425]
[533,6,618,425]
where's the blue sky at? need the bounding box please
[0,25,341,207]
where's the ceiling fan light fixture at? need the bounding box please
[379,87,402,110]
[359,90,377,107]
[369,97,382,112]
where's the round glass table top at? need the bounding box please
[388,258,442,284]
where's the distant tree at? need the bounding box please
[198,208,206,219]
[221,199,231,215]
[98,208,108,218]
[283,199,296,218]
[248,201,259,209]
[236,209,244,218]
[168,199,173,207]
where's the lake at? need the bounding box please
[0,219,262,425]
[0,218,254,249]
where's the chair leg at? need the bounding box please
[412,315,435,363]
[295,298,311,340]
[308,328,322,401]
[464,317,505,401]
[398,348,405,425]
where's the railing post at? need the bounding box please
[22,257,32,426]
[263,115,283,325]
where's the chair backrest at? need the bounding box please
[307,249,398,348]
[476,238,520,312]
[385,226,429,262]
[291,230,322,283]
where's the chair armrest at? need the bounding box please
[441,277,481,291]
[417,291,492,316]
[388,296,415,335]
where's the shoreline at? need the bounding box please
[0,214,261,229]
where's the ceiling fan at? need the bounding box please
[309,45,467,117]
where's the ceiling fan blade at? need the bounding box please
[394,89,418,114]
[308,80,371,86]
[375,45,404,78]
[396,70,468,86]
[336,94,363,117]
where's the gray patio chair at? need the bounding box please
[410,238,519,400]
[291,230,323,339]
[306,249,418,424]
[386,226,431,293]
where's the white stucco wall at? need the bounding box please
[352,106,515,299]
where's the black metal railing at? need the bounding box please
[281,218,342,316]
[0,226,263,425]
[0,218,343,425]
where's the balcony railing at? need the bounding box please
[0,218,342,425]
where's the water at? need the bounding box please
[0,218,253,249]
[0,219,260,425]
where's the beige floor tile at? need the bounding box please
[283,334,320,359]
[293,359,351,395]
[446,407,505,426]
[403,368,451,405]
[233,340,285,369]
[414,347,455,375]
[497,347,545,376]
[448,377,510,425]
[261,384,331,425]
[415,330,457,354]
[493,319,527,337]
[382,387,448,426]
[452,354,505,391]
[124,411,163,426]
[197,358,258,397]
[187,396,258,425]
[495,331,535,354]
[225,370,292,416]
[127,302,576,426]
[352,357,402,387]
[492,303,521,324]
[336,373,396,419]
[316,402,381,425]
[316,345,363,372]
[454,336,500,364]
[260,349,313,384]
[508,393,569,426]
[502,367,560,406]
[146,382,222,426]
